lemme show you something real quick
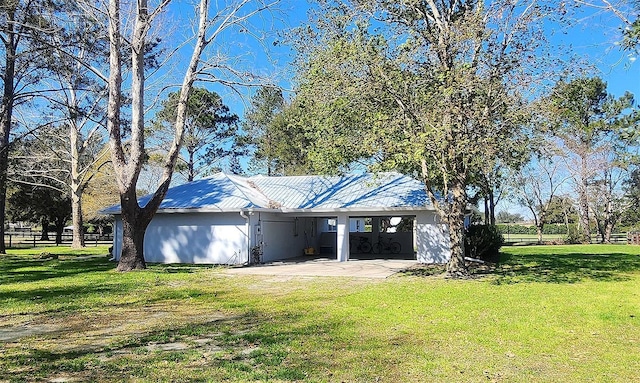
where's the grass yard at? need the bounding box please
[0,244,639,382]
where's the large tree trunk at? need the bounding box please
[54,217,65,245]
[0,8,16,254]
[116,189,149,271]
[70,189,84,248]
[604,220,614,244]
[484,196,489,225]
[107,0,215,271]
[115,0,152,271]
[445,182,468,277]
[40,218,50,241]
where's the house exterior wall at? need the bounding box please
[110,209,449,265]
[113,217,123,260]
[258,213,311,262]
[112,213,250,265]
[415,211,451,263]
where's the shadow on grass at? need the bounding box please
[0,257,226,315]
[0,311,332,382]
[494,251,640,284]
[396,248,640,284]
[0,256,114,285]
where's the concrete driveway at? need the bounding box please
[225,257,417,279]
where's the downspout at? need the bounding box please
[240,210,251,264]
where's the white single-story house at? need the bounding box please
[104,172,452,265]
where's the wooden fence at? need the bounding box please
[4,231,113,247]
[503,232,630,245]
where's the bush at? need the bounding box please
[465,225,504,263]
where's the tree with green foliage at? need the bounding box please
[544,195,578,228]
[621,168,640,229]
[0,0,63,252]
[150,88,239,182]
[7,182,71,245]
[292,0,549,276]
[495,211,525,224]
[242,86,313,176]
[547,77,638,243]
[242,86,285,176]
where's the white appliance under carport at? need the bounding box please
[104,172,451,265]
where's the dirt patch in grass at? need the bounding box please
[0,303,250,382]
[1,303,236,352]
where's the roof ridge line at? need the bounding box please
[222,172,271,208]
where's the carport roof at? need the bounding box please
[102,172,432,214]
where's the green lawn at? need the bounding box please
[0,244,639,382]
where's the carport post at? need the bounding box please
[336,213,349,262]
[372,217,380,243]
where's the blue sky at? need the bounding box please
[152,0,638,189]
[551,3,639,98]
[161,1,638,115]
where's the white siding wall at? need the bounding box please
[112,217,123,260]
[415,211,451,263]
[114,213,250,265]
[110,209,448,265]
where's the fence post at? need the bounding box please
[9,234,11,248]
[33,235,36,247]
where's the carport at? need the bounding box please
[107,172,452,266]
[266,209,448,264]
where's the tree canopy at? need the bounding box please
[289,0,550,276]
[150,88,239,182]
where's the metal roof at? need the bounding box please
[103,172,431,214]
[101,173,271,214]
[248,172,429,209]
